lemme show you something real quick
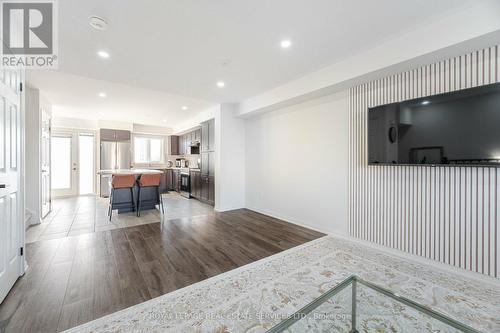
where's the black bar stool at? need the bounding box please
[137,173,164,217]
[108,174,136,220]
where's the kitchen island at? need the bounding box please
[97,169,164,214]
[97,169,164,176]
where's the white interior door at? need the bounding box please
[0,68,23,303]
[51,131,77,197]
[41,110,51,217]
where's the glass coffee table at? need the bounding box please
[266,275,481,333]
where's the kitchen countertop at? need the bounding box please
[135,166,201,171]
[97,169,163,175]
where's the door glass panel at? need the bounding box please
[51,136,71,189]
[79,134,94,194]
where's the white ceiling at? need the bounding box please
[29,0,476,127]
[27,71,214,127]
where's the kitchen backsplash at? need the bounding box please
[166,154,200,168]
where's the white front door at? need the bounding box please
[0,68,23,303]
[41,110,51,217]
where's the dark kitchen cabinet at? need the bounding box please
[177,135,182,155]
[100,129,116,141]
[190,170,201,199]
[180,134,189,155]
[194,129,201,142]
[201,152,215,176]
[200,175,208,203]
[172,169,181,192]
[159,171,168,193]
[199,175,215,206]
[207,176,215,205]
[208,120,215,152]
[201,122,208,151]
[165,169,174,190]
[115,130,131,141]
[100,128,131,141]
[201,119,214,152]
[184,134,189,153]
[169,136,179,155]
[208,153,214,176]
[201,152,209,175]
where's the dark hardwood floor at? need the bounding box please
[0,209,324,333]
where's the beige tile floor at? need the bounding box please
[26,192,214,243]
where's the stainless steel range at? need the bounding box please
[179,168,191,198]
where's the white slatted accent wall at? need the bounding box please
[349,45,500,278]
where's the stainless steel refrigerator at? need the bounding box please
[100,138,131,197]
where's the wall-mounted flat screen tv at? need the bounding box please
[368,82,500,166]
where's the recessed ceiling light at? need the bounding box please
[98,92,107,98]
[421,100,430,105]
[89,16,108,31]
[280,39,292,49]
[97,50,110,59]
[181,106,188,110]
[217,81,225,88]
[162,119,167,123]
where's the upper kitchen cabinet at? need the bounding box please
[115,130,131,141]
[194,129,201,142]
[100,129,131,141]
[201,119,215,152]
[176,134,188,156]
[182,134,189,154]
[100,128,116,141]
[169,136,179,155]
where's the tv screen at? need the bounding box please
[368,82,500,166]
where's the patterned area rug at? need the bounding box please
[64,235,500,333]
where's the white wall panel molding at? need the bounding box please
[349,45,500,278]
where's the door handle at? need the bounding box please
[0,184,11,188]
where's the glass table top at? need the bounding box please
[266,275,481,333]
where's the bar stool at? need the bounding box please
[137,173,164,217]
[109,174,136,221]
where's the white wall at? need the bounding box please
[215,104,245,211]
[244,90,349,235]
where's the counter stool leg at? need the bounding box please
[137,186,142,217]
[109,189,114,221]
[156,187,164,214]
[130,187,136,212]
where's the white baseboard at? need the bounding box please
[244,205,337,236]
[244,205,500,285]
[214,205,245,213]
